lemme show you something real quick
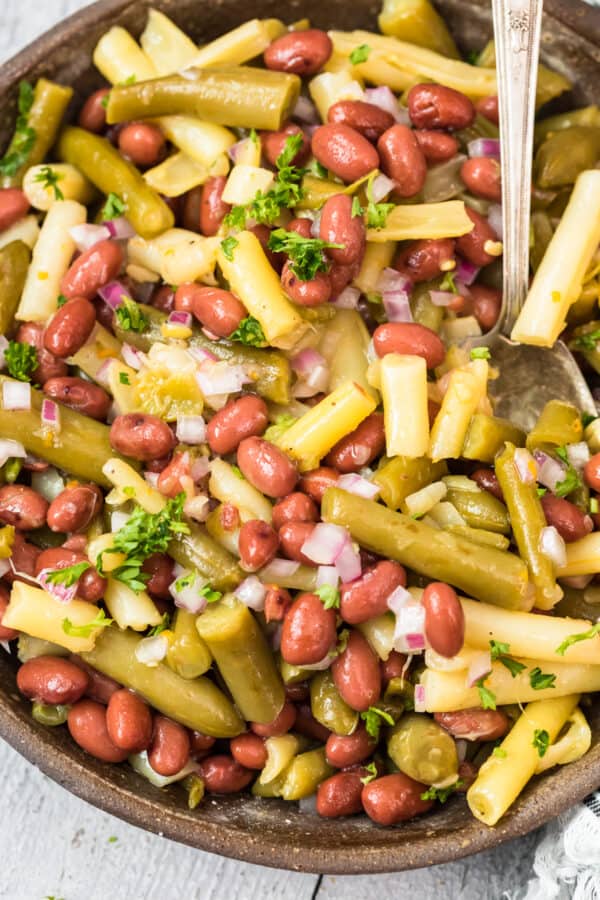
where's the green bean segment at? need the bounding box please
[310,670,359,736]
[169,523,242,593]
[166,609,212,679]
[462,413,525,463]
[0,241,30,335]
[387,714,459,785]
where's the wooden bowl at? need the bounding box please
[1,0,599,874]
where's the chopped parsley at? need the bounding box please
[220,236,239,261]
[529,667,556,691]
[572,328,600,352]
[268,228,343,281]
[62,608,113,638]
[45,561,91,587]
[315,584,340,610]
[360,761,378,785]
[492,746,507,759]
[229,315,266,347]
[147,612,171,636]
[101,192,126,221]
[200,584,222,604]
[556,622,600,656]
[231,465,244,479]
[56,294,68,308]
[119,371,130,385]
[537,487,548,498]
[309,159,328,179]
[0,81,35,177]
[34,165,64,201]
[471,347,491,361]
[490,639,526,678]
[174,572,195,592]
[349,44,371,64]
[264,414,297,443]
[108,835,119,844]
[553,445,583,498]
[249,128,259,146]
[532,728,550,758]
[420,780,463,803]
[114,296,148,333]
[582,412,598,428]
[366,202,394,229]
[476,677,496,710]
[336,628,350,654]
[5,340,37,382]
[360,706,394,739]
[440,271,458,293]
[351,196,364,218]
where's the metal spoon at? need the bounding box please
[473,0,595,429]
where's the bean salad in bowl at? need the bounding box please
[1,0,600,834]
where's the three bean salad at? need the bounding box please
[1,0,600,829]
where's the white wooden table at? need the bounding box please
[0,3,542,897]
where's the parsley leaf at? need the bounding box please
[471,347,491,361]
[200,584,222,604]
[351,196,364,218]
[556,622,600,656]
[268,228,343,281]
[264,414,297,443]
[220,236,239,261]
[360,706,394,739]
[440,271,458,293]
[529,667,556,690]
[582,412,597,429]
[553,445,582,498]
[315,584,340,610]
[5,340,37,382]
[101,192,126,221]
[537,487,548,498]
[147,612,171,636]
[476,677,496,709]
[572,328,600,352]
[336,628,350,654]
[56,294,68,308]
[119,371,130,385]
[62,608,113,638]
[45,561,91,587]
[229,315,266,347]
[114,296,148,333]
[490,639,526,678]
[0,81,36,177]
[366,202,394,229]
[420,780,463,803]
[360,761,378,785]
[350,44,371,64]
[492,746,507,759]
[532,728,550,758]
[34,165,64,201]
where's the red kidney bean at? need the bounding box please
[264,29,332,75]
[141,552,174,599]
[422,582,465,658]
[394,238,456,283]
[373,321,446,368]
[456,208,500,268]
[43,376,110,421]
[299,467,340,504]
[434,708,510,741]
[249,223,286,272]
[278,521,317,565]
[285,681,309,703]
[325,724,377,768]
[362,773,433,825]
[272,493,318,531]
[0,485,48,531]
[78,88,110,133]
[0,585,18,641]
[190,731,216,756]
[106,689,153,752]
[69,655,120,704]
[470,283,502,331]
[327,100,394,142]
[148,715,190,776]
[0,188,29,232]
[196,175,230,236]
[408,83,475,131]
[110,413,176,462]
[381,650,409,686]
[219,503,240,532]
[461,157,502,202]
[325,413,385,473]
[251,700,297,737]
[329,260,359,298]
[17,655,89,705]
[414,130,460,163]
[151,284,175,314]
[280,592,337,665]
[457,760,479,790]
[317,771,364,818]
[261,122,310,167]
[118,122,166,168]
[585,453,600,492]
[340,561,407,625]
[331,630,381,712]
[281,260,332,306]
[61,239,123,300]
[475,95,499,125]
[35,547,107,603]
[156,452,192,499]
[377,125,427,197]
[179,283,247,338]
[319,194,365,267]
[47,484,103,533]
[68,700,129,762]
[264,586,293,623]
[237,436,298,499]
[4,532,39,585]
[294,702,332,742]
[230,732,267,769]
[207,395,269,456]
[471,467,504,501]
[200,754,254,793]
[288,217,312,238]
[541,494,593,543]
[312,124,380,183]
[238,520,279,571]
[15,322,67,386]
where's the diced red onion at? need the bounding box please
[364,86,408,124]
[539,525,567,568]
[41,399,60,433]
[168,310,192,328]
[98,280,130,311]
[292,364,330,398]
[316,565,339,588]
[430,290,456,307]
[235,576,267,611]
[466,650,492,687]
[386,584,413,615]
[468,138,501,160]
[392,603,426,653]
[513,448,538,485]
[196,362,250,397]
[111,509,130,532]
[335,541,362,583]
[121,343,144,370]
[292,348,326,376]
[560,574,594,589]
[191,456,210,482]
[487,204,503,240]
[37,568,78,604]
[566,442,590,470]
[31,466,64,502]
[533,450,566,492]
[370,173,395,202]
[0,439,26,468]
[134,634,169,667]
[260,558,300,580]
[337,473,380,499]
[383,289,413,323]
[302,648,338,671]
[95,357,118,388]
[228,139,248,163]
[454,257,480,286]
[69,223,111,253]
[332,286,361,309]
[376,268,412,295]
[293,95,319,124]
[104,217,136,240]
[414,683,426,713]
[188,346,218,364]
[176,415,207,445]
[2,381,30,410]
[310,211,321,238]
[144,471,159,488]
[169,570,209,614]
[456,740,468,763]
[301,523,349,566]
[184,493,210,522]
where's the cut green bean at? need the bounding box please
[526,400,584,453]
[534,106,600,148]
[169,523,242,593]
[570,321,600,375]
[446,525,510,552]
[535,127,600,189]
[310,670,358,736]
[166,609,212,679]
[378,0,459,57]
[0,241,30,335]
[280,748,334,801]
[374,456,448,510]
[387,714,458,785]
[445,487,510,534]
[462,413,525,463]
[31,702,70,726]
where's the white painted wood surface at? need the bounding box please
[0,3,543,897]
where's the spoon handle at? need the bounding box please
[492,0,543,335]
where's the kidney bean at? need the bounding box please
[148,715,190,776]
[0,188,29,232]
[541,494,593,543]
[278,521,317,565]
[195,175,230,236]
[327,100,394,142]
[61,239,123,300]
[68,699,128,762]
[199,754,254,793]
[312,124,380,183]
[179,284,247,338]
[317,771,364,818]
[251,700,297,737]
[36,547,107,603]
[47,484,103,533]
[151,284,175,314]
[434,707,510,741]
[280,592,337,665]
[475,95,499,125]
[238,520,279,572]
[329,260,359,298]
[585,453,600,492]
[456,208,500,268]
[422,582,465,658]
[377,125,427,197]
[230,732,267,769]
[408,83,475,131]
[299,467,340,504]
[207,396,269,456]
[4,532,39,585]
[362,773,433,825]
[17,655,89,705]
[295,702,332,742]
[325,724,377,768]
[141,552,174,599]
[272,493,318,531]
[15,322,67,386]
[118,122,166,168]
[0,585,18,641]
[319,194,365,267]
[331,630,381,712]
[264,586,293,623]
[43,376,110,421]
[237,437,298,499]
[249,223,286,272]
[43,296,97,358]
[106,689,153,753]
[471,467,504,501]
[78,88,110,133]
[325,413,385,473]
[288,218,312,238]
[470,283,502,331]
[381,650,409,686]
[264,29,332,76]
[110,413,176,462]
[281,261,331,306]
[261,122,310,167]
[461,157,502,202]
[373,321,446,368]
[414,130,459,163]
[394,238,456,283]
[155,452,190,499]
[0,485,48,531]
[340,561,407,625]
[285,681,309,702]
[190,731,217,756]
[69,655,120,704]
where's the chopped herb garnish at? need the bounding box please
[0,81,35,177]
[200,584,222,604]
[490,639,526,678]
[360,761,378,785]
[34,165,64,201]
[231,465,244,479]
[420,780,463,803]
[268,228,343,281]
[56,294,68,308]
[147,612,171,636]
[350,44,371,64]
[572,328,600,352]
[467,49,480,65]
[336,628,350,654]
[360,705,395,739]
[556,622,600,656]
[249,128,259,146]
[264,414,297,443]
[220,236,239,261]
[476,676,496,710]
[108,835,119,844]
[174,572,195,592]
[351,196,364,218]
[101,192,126,221]
[315,584,340,610]
[440,271,458,293]
[114,296,148,334]
[492,746,507,759]
[309,159,328,179]
[554,445,582,498]
[5,340,37,382]
[229,315,266,347]
[119,371,130,385]
[366,202,394,229]
[537,487,548,498]
[582,412,598,428]
[62,608,113,638]
[533,728,550,758]
[470,347,491,360]
[45,561,91,587]
[529,667,556,690]
[591,497,599,514]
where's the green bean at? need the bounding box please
[570,321,600,375]
[259,564,317,593]
[374,456,448,510]
[0,241,30,335]
[495,443,561,610]
[534,127,600,189]
[412,284,445,332]
[166,609,212,679]
[279,658,311,685]
[81,626,243,737]
[445,487,510,534]
[378,0,459,57]
[182,773,205,809]
[310,670,358,736]
[169,522,242,593]
[106,67,300,131]
[280,748,334,801]
[567,284,599,327]
[322,487,531,610]
[251,770,287,798]
[456,113,499,146]
[0,376,137,487]
[384,677,414,708]
[0,525,14,560]
[446,525,510,552]
[31,702,70,726]
[195,594,285,724]
[534,106,600,148]
[473,40,570,109]
[17,635,68,663]
[530,212,554,274]
[462,413,525,463]
[114,304,291,405]
[525,400,583,453]
[2,79,73,188]
[555,586,600,622]
[387,714,458,785]
[57,126,174,239]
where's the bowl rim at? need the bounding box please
[2,0,600,875]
